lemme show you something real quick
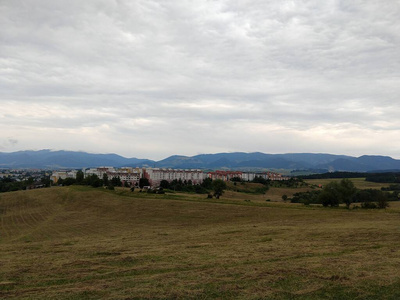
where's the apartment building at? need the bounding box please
[84,167,142,186]
[52,167,287,187]
[144,168,205,187]
[50,170,78,183]
[207,170,243,181]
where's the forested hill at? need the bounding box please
[1,150,400,172]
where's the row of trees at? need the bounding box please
[57,171,153,189]
[158,178,227,198]
[231,176,304,188]
[56,172,228,198]
[0,176,51,193]
[291,179,393,208]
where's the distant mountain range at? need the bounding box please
[1,150,400,173]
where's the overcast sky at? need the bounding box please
[1,0,400,160]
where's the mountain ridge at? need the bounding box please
[1,150,400,172]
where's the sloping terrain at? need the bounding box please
[1,187,400,299]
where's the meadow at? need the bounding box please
[304,178,392,190]
[1,181,400,299]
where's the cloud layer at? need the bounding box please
[1,0,400,159]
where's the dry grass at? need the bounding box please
[1,186,400,299]
[304,178,391,190]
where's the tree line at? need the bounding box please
[0,176,51,193]
[290,178,396,209]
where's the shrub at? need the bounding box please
[361,202,377,209]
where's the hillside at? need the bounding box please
[0,150,155,169]
[1,150,400,172]
[1,187,400,299]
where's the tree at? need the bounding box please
[85,174,103,188]
[282,194,288,201]
[170,179,182,191]
[111,176,122,187]
[376,192,389,209]
[230,177,242,182]
[319,181,341,207]
[160,180,170,189]
[41,176,51,187]
[103,173,109,186]
[139,177,150,188]
[201,178,213,189]
[76,170,84,184]
[319,179,357,208]
[252,176,269,185]
[339,179,356,208]
[27,177,34,185]
[63,177,76,186]
[212,179,227,199]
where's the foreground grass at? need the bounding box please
[0,186,400,299]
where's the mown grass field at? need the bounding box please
[1,184,400,299]
[304,178,391,190]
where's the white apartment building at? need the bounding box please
[52,167,287,187]
[144,168,205,187]
[50,170,78,183]
[84,167,142,186]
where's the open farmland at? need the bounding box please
[1,186,400,299]
[304,178,391,190]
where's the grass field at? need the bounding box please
[1,186,400,299]
[304,178,391,190]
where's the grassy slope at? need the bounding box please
[304,178,391,190]
[0,186,399,299]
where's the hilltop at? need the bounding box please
[1,150,400,172]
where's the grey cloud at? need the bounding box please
[1,0,400,159]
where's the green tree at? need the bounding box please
[103,173,109,186]
[212,179,227,199]
[230,177,242,182]
[41,176,51,187]
[76,170,84,184]
[375,191,389,209]
[201,178,213,189]
[170,179,182,191]
[27,177,34,185]
[85,174,103,188]
[111,176,122,187]
[339,179,356,208]
[160,180,170,189]
[63,177,77,186]
[319,181,341,207]
[319,179,357,208]
[139,177,150,188]
[252,176,269,185]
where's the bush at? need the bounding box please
[194,185,208,194]
[291,190,321,205]
[63,177,76,186]
[361,202,378,209]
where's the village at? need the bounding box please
[51,167,289,187]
